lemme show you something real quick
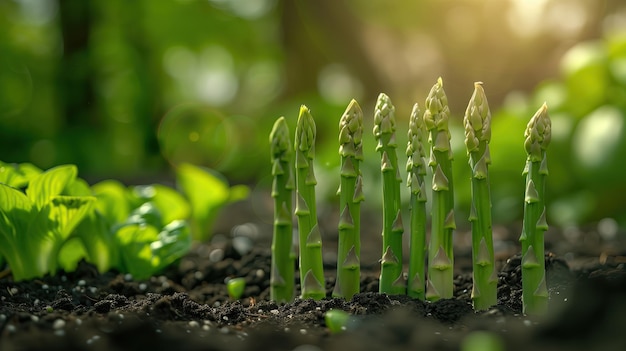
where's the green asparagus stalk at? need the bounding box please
[373,93,405,295]
[334,99,364,299]
[520,103,551,315]
[294,105,326,300]
[406,103,428,299]
[269,117,296,302]
[424,77,456,301]
[464,82,497,310]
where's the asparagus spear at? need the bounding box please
[294,105,326,300]
[334,99,364,299]
[406,103,428,299]
[373,93,405,295]
[269,117,296,302]
[520,103,551,315]
[424,77,456,301]
[464,82,497,310]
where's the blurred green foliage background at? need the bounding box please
[2,0,626,229]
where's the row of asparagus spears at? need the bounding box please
[269,78,551,315]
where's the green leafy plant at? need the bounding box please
[269,117,296,302]
[294,105,326,300]
[406,103,428,299]
[334,99,364,299]
[424,77,456,301]
[176,162,249,242]
[0,165,95,281]
[520,103,551,315]
[373,93,405,295]
[464,82,497,310]
[227,277,246,300]
[73,180,193,280]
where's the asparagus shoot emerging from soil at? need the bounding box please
[520,103,551,315]
[464,82,497,310]
[424,77,456,301]
[406,103,428,299]
[294,105,326,300]
[269,117,295,302]
[373,93,405,295]
[334,99,364,299]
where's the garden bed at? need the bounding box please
[1,201,625,351]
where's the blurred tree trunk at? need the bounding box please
[58,0,96,128]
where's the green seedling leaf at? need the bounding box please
[131,184,191,224]
[176,163,249,241]
[0,162,42,188]
[227,277,246,300]
[58,237,88,273]
[115,204,191,280]
[324,309,351,334]
[92,180,131,224]
[0,176,95,281]
[27,165,78,209]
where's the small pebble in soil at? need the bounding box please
[86,335,101,345]
[194,271,204,280]
[52,319,66,329]
[34,299,40,306]
[6,324,16,333]
[0,314,6,322]
[124,274,133,281]
[78,279,86,286]
[209,249,225,262]
[299,329,307,335]
[9,287,18,295]
[30,315,39,322]
[42,284,49,290]
[189,321,199,328]
[219,327,229,334]
[139,283,148,291]
[292,345,323,351]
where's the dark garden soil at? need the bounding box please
[2,198,626,351]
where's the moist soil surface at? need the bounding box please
[1,200,626,351]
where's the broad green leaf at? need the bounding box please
[176,163,248,241]
[27,165,78,209]
[64,177,93,197]
[0,183,34,279]
[131,184,191,224]
[149,220,191,270]
[32,196,97,275]
[0,162,42,188]
[92,180,131,223]
[116,224,160,278]
[177,163,229,216]
[73,211,119,273]
[58,237,88,273]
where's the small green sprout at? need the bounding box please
[520,103,551,315]
[227,277,246,300]
[464,82,497,310]
[334,99,364,300]
[373,93,405,295]
[406,103,428,299]
[324,309,350,334]
[461,331,505,351]
[424,77,456,301]
[294,106,326,300]
[269,117,296,303]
